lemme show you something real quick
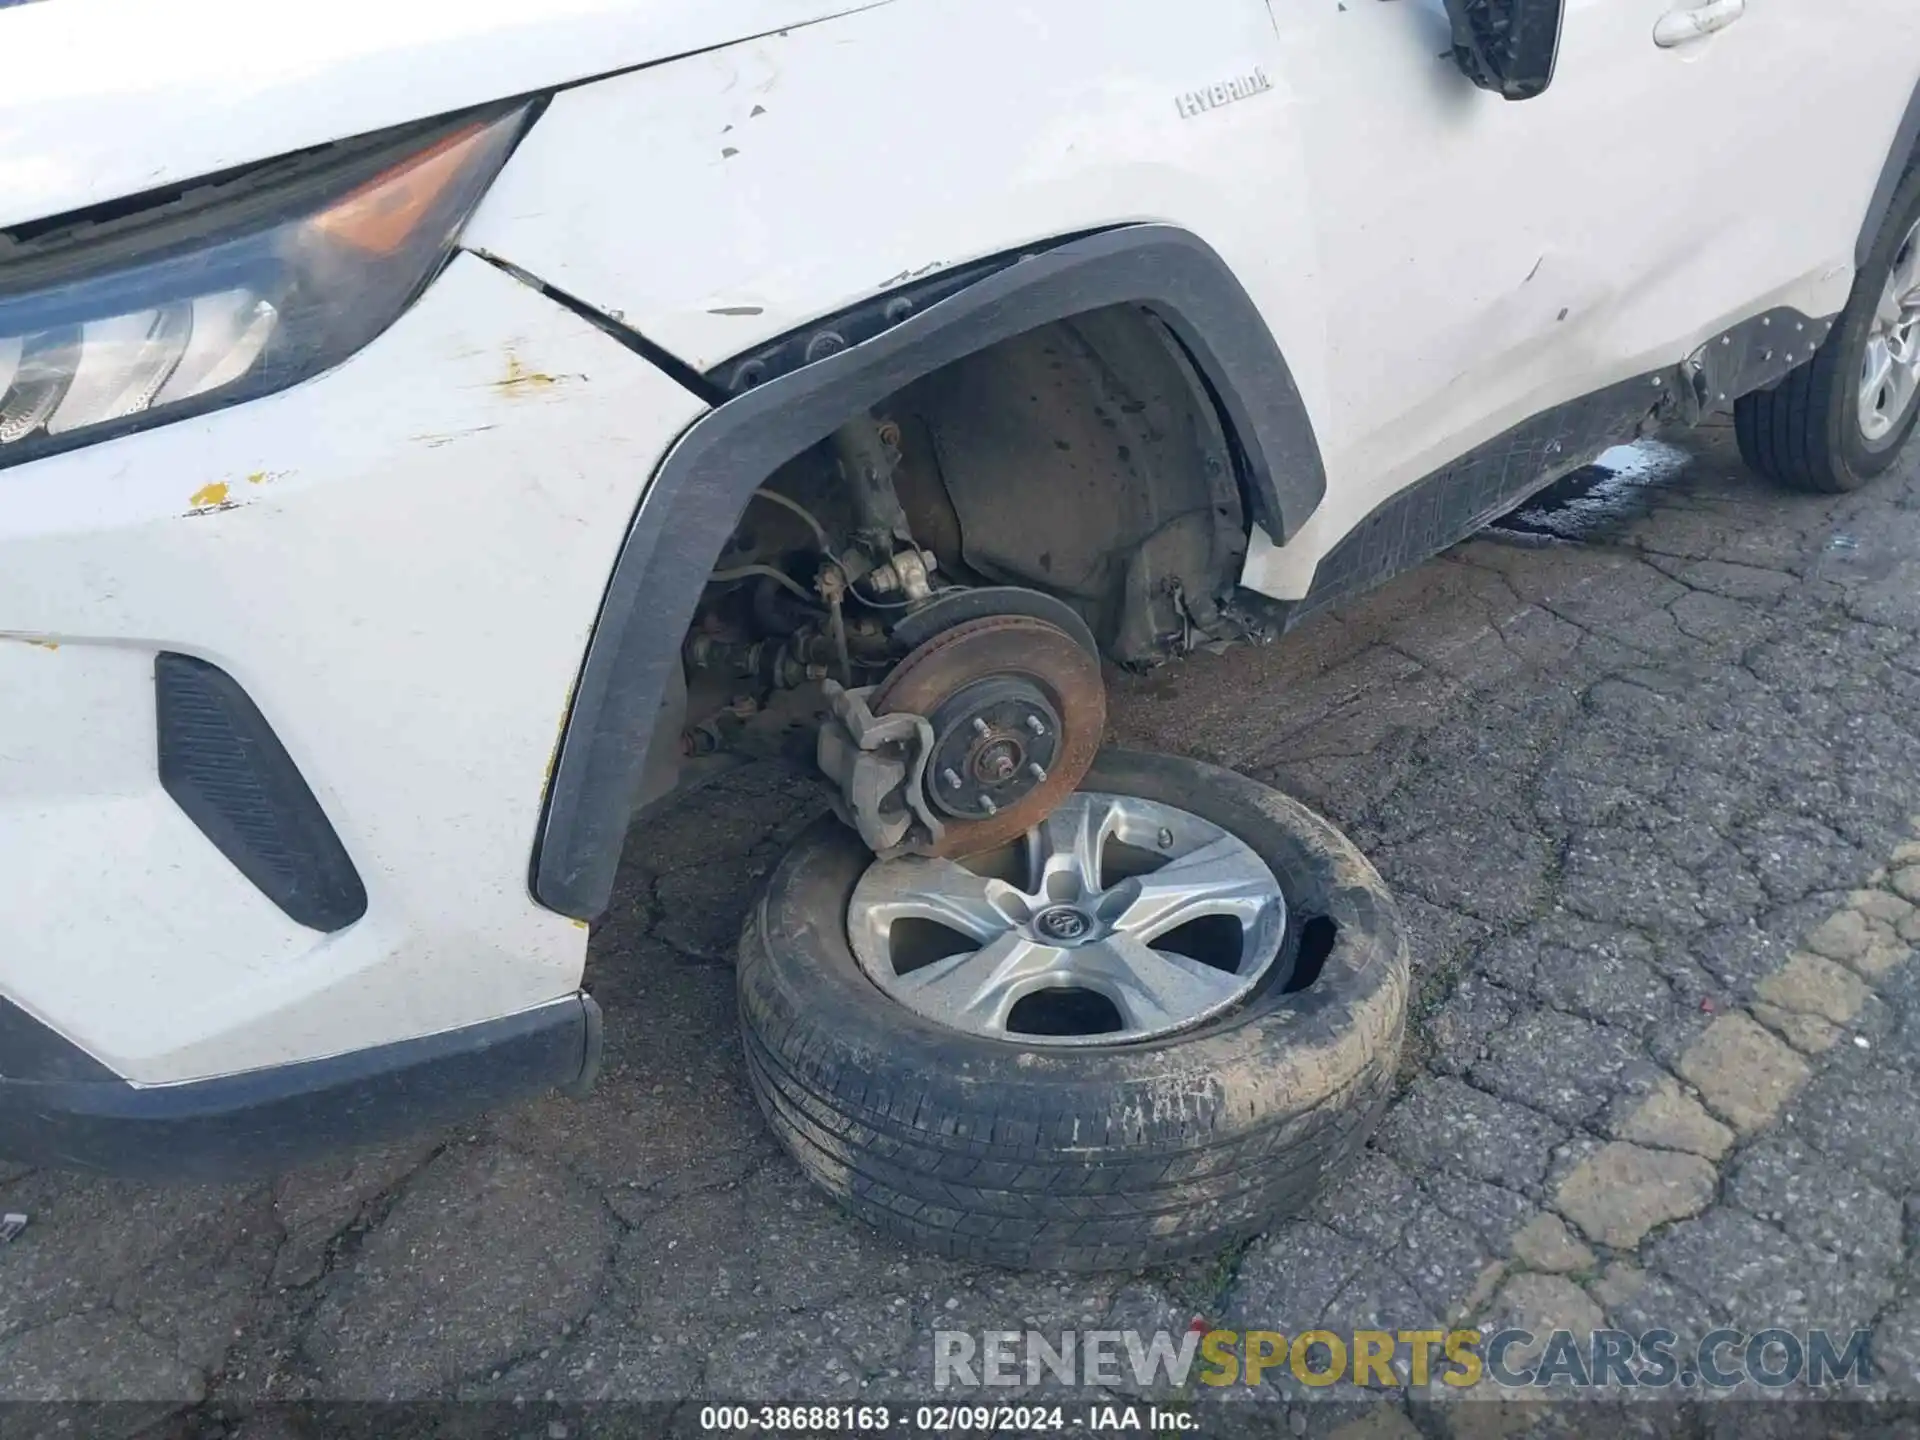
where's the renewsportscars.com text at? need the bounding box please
[934,1327,1873,1391]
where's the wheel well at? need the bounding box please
[1858,76,1920,267]
[535,225,1321,919]
[879,304,1248,665]
[657,303,1250,803]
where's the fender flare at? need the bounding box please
[532,223,1326,919]
[1858,76,1920,266]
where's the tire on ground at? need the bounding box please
[737,748,1410,1271]
[1736,164,1920,493]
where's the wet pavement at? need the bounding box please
[5,419,1920,1433]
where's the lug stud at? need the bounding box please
[980,797,998,816]
[942,768,962,790]
[1028,763,1048,783]
[971,717,990,738]
[1025,715,1046,736]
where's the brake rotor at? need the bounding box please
[872,614,1105,858]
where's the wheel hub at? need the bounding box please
[873,613,1105,858]
[926,677,1062,819]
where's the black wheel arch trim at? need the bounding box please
[1859,75,1920,267]
[533,223,1327,920]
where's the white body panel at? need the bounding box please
[466,0,1327,421]
[0,256,703,1082]
[0,0,884,230]
[468,0,1920,597]
[1245,0,1920,593]
[1,0,1917,1090]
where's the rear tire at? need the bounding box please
[737,748,1409,1272]
[1736,166,1920,493]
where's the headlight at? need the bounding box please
[0,104,531,469]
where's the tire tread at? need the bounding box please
[735,750,1408,1271]
[1736,164,1920,493]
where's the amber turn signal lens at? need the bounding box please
[310,121,496,256]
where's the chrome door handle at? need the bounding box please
[1655,0,1747,48]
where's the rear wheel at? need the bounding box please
[737,748,1408,1271]
[1736,167,1920,492]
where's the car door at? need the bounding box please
[1692,0,1920,325]
[1248,0,1913,595]
[1563,0,1920,399]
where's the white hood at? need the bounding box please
[0,0,886,230]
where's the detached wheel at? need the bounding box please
[737,748,1408,1271]
[1736,166,1920,492]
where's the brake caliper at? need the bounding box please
[814,681,945,858]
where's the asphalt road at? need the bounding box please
[5,420,1920,1436]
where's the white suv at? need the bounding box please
[2,0,1917,1268]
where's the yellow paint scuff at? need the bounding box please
[497,352,560,395]
[188,481,230,509]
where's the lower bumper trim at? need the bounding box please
[0,994,600,1180]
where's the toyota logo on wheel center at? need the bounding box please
[1035,906,1094,943]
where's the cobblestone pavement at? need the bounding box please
[5,422,1920,1434]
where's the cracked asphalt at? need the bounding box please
[5,419,1920,1435]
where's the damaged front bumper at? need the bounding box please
[0,252,702,1141]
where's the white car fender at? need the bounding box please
[461,0,1334,437]
[0,0,892,231]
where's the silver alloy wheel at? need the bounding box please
[1860,218,1920,444]
[846,792,1287,1045]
